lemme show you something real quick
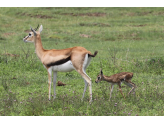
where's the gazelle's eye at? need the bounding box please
[98,77,101,80]
[29,33,32,36]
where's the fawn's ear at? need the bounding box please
[100,68,103,75]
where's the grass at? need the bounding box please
[1,7,164,116]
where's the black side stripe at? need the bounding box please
[46,56,71,67]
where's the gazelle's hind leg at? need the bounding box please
[82,57,91,100]
[78,70,92,102]
[124,80,136,95]
[73,54,92,102]
[82,54,91,80]
[82,79,88,100]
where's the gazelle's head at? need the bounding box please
[95,69,104,83]
[23,25,43,43]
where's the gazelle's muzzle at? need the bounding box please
[23,39,26,43]
[23,36,28,42]
[23,35,31,43]
[23,38,26,42]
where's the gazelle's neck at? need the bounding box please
[103,75,113,82]
[34,35,45,60]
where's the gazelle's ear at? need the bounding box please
[39,25,43,33]
[30,26,36,36]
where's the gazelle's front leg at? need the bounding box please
[118,83,125,99]
[47,67,52,100]
[53,71,57,99]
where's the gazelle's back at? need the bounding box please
[108,72,133,83]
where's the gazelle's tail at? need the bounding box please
[88,51,98,57]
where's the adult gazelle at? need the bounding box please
[23,25,98,103]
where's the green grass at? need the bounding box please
[1,7,164,116]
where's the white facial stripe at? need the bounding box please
[23,32,33,42]
[23,35,29,40]
[23,35,29,41]
[26,35,29,39]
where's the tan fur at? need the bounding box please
[95,69,136,100]
[23,25,97,102]
[24,31,93,67]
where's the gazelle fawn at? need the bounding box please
[95,69,136,101]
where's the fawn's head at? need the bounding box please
[23,25,43,43]
[95,69,104,83]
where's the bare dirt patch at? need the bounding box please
[62,13,107,17]
[140,11,153,16]
[2,53,19,57]
[124,11,153,17]
[131,24,147,27]
[118,37,141,41]
[26,82,30,85]
[3,32,15,36]
[17,12,52,19]
[24,30,31,33]
[118,34,141,41]
[79,23,110,27]
[126,12,136,16]
[120,12,136,17]
[3,32,15,38]
[155,11,164,15]
[79,34,91,38]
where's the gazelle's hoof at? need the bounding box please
[89,100,92,104]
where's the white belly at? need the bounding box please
[52,60,75,72]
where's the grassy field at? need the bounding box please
[1,7,164,116]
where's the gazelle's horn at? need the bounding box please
[30,26,36,36]
[34,24,39,31]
